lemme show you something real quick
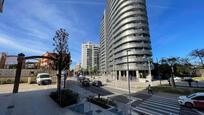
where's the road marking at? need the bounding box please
[133,107,163,115]
[132,95,180,115]
[152,95,178,101]
[196,110,204,115]
[147,98,179,107]
[141,102,180,114]
[143,100,180,110]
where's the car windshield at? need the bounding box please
[40,75,50,78]
[187,94,196,98]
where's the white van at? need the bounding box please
[36,73,52,85]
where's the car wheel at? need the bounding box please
[185,102,193,108]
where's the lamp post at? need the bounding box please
[126,49,131,115]
[148,59,152,81]
[144,57,152,83]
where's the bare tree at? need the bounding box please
[53,28,70,105]
[190,49,204,67]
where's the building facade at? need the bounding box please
[74,63,81,76]
[81,42,99,71]
[4,55,18,69]
[39,52,57,70]
[0,52,6,68]
[100,0,152,80]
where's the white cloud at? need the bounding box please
[0,34,46,55]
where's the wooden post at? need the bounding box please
[13,53,25,93]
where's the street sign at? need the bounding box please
[0,0,4,13]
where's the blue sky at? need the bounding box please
[0,0,204,68]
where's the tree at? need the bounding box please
[179,57,192,66]
[53,28,70,105]
[176,57,193,77]
[160,57,179,87]
[190,49,204,67]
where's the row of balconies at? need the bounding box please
[107,23,148,49]
[110,8,146,31]
[109,15,147,37]
[114,50,152,59]
[113,27,149,42]
[110,8,146,29]
[114,43,151,53]
[113,36,150,48]
[110,16,147,37]
[113,64,150,71]
[115,57,147,64]
[109,0,145,24]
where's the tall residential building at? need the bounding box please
[74,63,81,76]
[100,0,152,80]
[81,42,99,70]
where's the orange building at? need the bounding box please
[39,52,57,70]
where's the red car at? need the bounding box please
[178,92,204,109]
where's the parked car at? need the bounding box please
[174,77,182,82]
[178,92,204,109]
[81,78,90,87]
[183,77,192,81]
[79,76,85,83]
[92,80,102,87]
[36,73,52,85]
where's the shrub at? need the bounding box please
[50,89,79,107]
[87,96,116,109]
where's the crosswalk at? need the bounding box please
[132,95,181,115]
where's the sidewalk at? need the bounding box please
[0,88,79,115]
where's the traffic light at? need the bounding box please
[0,0,4,13]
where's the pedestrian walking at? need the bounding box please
[147,84,153,94]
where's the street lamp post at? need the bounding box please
[144,57,152,84]
[148,59,152,81]
[126,49,131,115]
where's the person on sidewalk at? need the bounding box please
[147,84,153,95]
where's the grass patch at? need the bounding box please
[152,86,204,95]
[87,96,116,109]
[0,77,29,84]
[192,77,204,81]
[50,89,79,108]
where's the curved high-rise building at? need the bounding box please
[100,0,152,80]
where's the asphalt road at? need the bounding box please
[79,81,204,115]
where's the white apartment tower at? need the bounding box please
[81,42,99,70]
[100,0,153,80]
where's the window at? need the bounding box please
[192,96,204,100]
[187,93,196,98]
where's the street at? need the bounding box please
[0,79,204,115]
[75,79,204,115]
